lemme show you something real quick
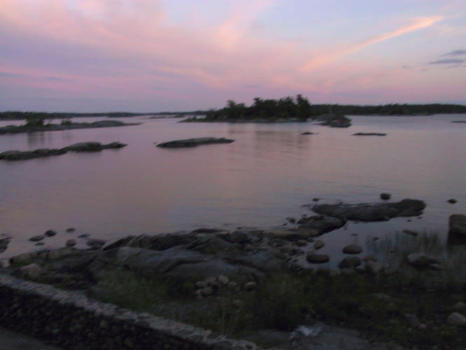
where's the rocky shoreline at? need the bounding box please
[1,198,465,349]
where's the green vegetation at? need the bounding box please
[95,265,465,349]
[201,95,314,121]
[185,97,466,122]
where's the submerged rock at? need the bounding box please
[157,137,234,148]
[312,199,426,222]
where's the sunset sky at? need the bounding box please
[1,0,465,112]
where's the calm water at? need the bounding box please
[0,115,465,260]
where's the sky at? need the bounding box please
[0,0,466,112]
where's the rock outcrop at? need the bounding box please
[0,142,126,161]
[156,137,234,148]
[312,199,426,222]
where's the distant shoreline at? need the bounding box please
[1,103,466,121]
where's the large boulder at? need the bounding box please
[157,137,234,148]
[312,199,426,222]
[92,246,264,280]
[448,214,466,244]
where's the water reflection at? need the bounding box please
[0,114,465,258]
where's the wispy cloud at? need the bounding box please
[302,16,443,71]
[443,49,466,56]
[430,58,464,65]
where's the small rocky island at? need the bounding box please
[0,117,139,135]
[0,142,126,161]
[182,96,352,127]
[156,137,234,148]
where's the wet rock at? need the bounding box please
[44,230,57,237]
[0,237,10,253]
[447,312,466,326]
[313,199,426,222]
[78,234,90,239]
[0,142,126,161]
[63,142,126,152]
[66,239,77,247]
[338,256,361,269]
[157,137,234,148]
[407,253,441,269]
[66,228,76,233]
[312,198,320,202]
[298,215,346,235]
[380,193,391,200]
[86,239,106,249]
[342,244,362,254]
[286,217,296,224]
[301,132,314,135]
[353,132,387,136]
[447,199,457,204]
[306,252,330,264]
[313,240,325,250]
[29,235,45,242]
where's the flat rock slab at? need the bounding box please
[312,199,426,222]
[0,142,126,161]
[0,120,138,135]
[353,132,387,136]
[157,137,234,148]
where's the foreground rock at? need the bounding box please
[0,236,10,254]
[353,132,387,136]
[407,253,441,269]
[0,120,138,135]
[156,137,234,148]
[342,244,362,254]
[312,199,426,222]
[448,214,466,244]
[0,142,126,161]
